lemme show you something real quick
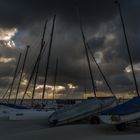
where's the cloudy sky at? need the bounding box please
[0,0,140,99]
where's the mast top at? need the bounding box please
[27,45,30,49]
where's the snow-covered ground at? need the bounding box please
[0,122,140,140]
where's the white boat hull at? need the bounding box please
[48,98,117,125]
[9,110,55,121]
[99,111,140,125]
[0,105,20,120]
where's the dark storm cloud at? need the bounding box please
[0,0,118,28]
[0,0,140,96]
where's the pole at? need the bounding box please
[14,46,30,104]
[77,8,96,97]
[87,44,115,96]
[42,15,56,105]
[7,53,22,103]
[31,20,48,106]
[115,1,139,96]
[20,20,47,105]
[52,58,58,102]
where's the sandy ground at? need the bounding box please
[0,121,140,140]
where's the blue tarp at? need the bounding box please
[101,96,140,115]
[0,103,28,109]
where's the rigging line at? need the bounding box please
[31,20,48,106]
[26,21,49,74]
[20,20,48,105]
[25,36,44,73]
[21,41,49,83]
[1,72,19,101]
[2,43,39,101]
[24,25,47,74]
[52,58,58,102]
[42,15,56,104]
[1,54,23,101]
[7,53,22,103]
[1,85,10,101]
[0,89,4,98]
[115,1,139,96]
[76,6,96,97]
[20,40,46,106]
[14,46,30,104]
[83,45,88,98]
[22,39,49,79]
[87,44,115,96]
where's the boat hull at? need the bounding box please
[99,111,140,125]
[48,98,117,125]
[9,110,55,121]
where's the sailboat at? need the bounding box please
[47,7,117,126]
[0,53,29,120]
[99,1,140,131]
[9,15,56,122]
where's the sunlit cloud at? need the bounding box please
[7,40,16,48]
[55,86,66,91]
[88,22,116,43]
[35,84,66,92]
[0,28,18,48]
[94,51,103,63]
[0,57,15,63]
[96,80,103,86]
[21,79,28,86]
[0,28,17,41]
[67,83,78,89]
[125,63,140,73]
[105,33,115,42]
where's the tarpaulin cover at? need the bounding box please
[101,96,140,115]
[0,103,28,109]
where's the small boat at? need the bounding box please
[0,103,28,120]
[99,96,140,125]
[0,102,55,122]
[9,109,54,122]
[99,1,140,131]
[48,97,117,126]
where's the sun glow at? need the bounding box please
[21,79,28,86]
[0,28,17,41]
[0,28,18,48]
[35,84,66,92]
[67,83,78,89]
[0,57,15,63]
[94,51,103,63]
[125,63,140,73]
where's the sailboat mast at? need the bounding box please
[42,15,56,104]
[2,85,11,102]
[14,46,30,104]
[77,9,96,97]
[31,20,47,106]
[20,20,47,105]
[87,44,114,96]
[7,53,22,103]
[115,1,139,96]
[52,58,58,102]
